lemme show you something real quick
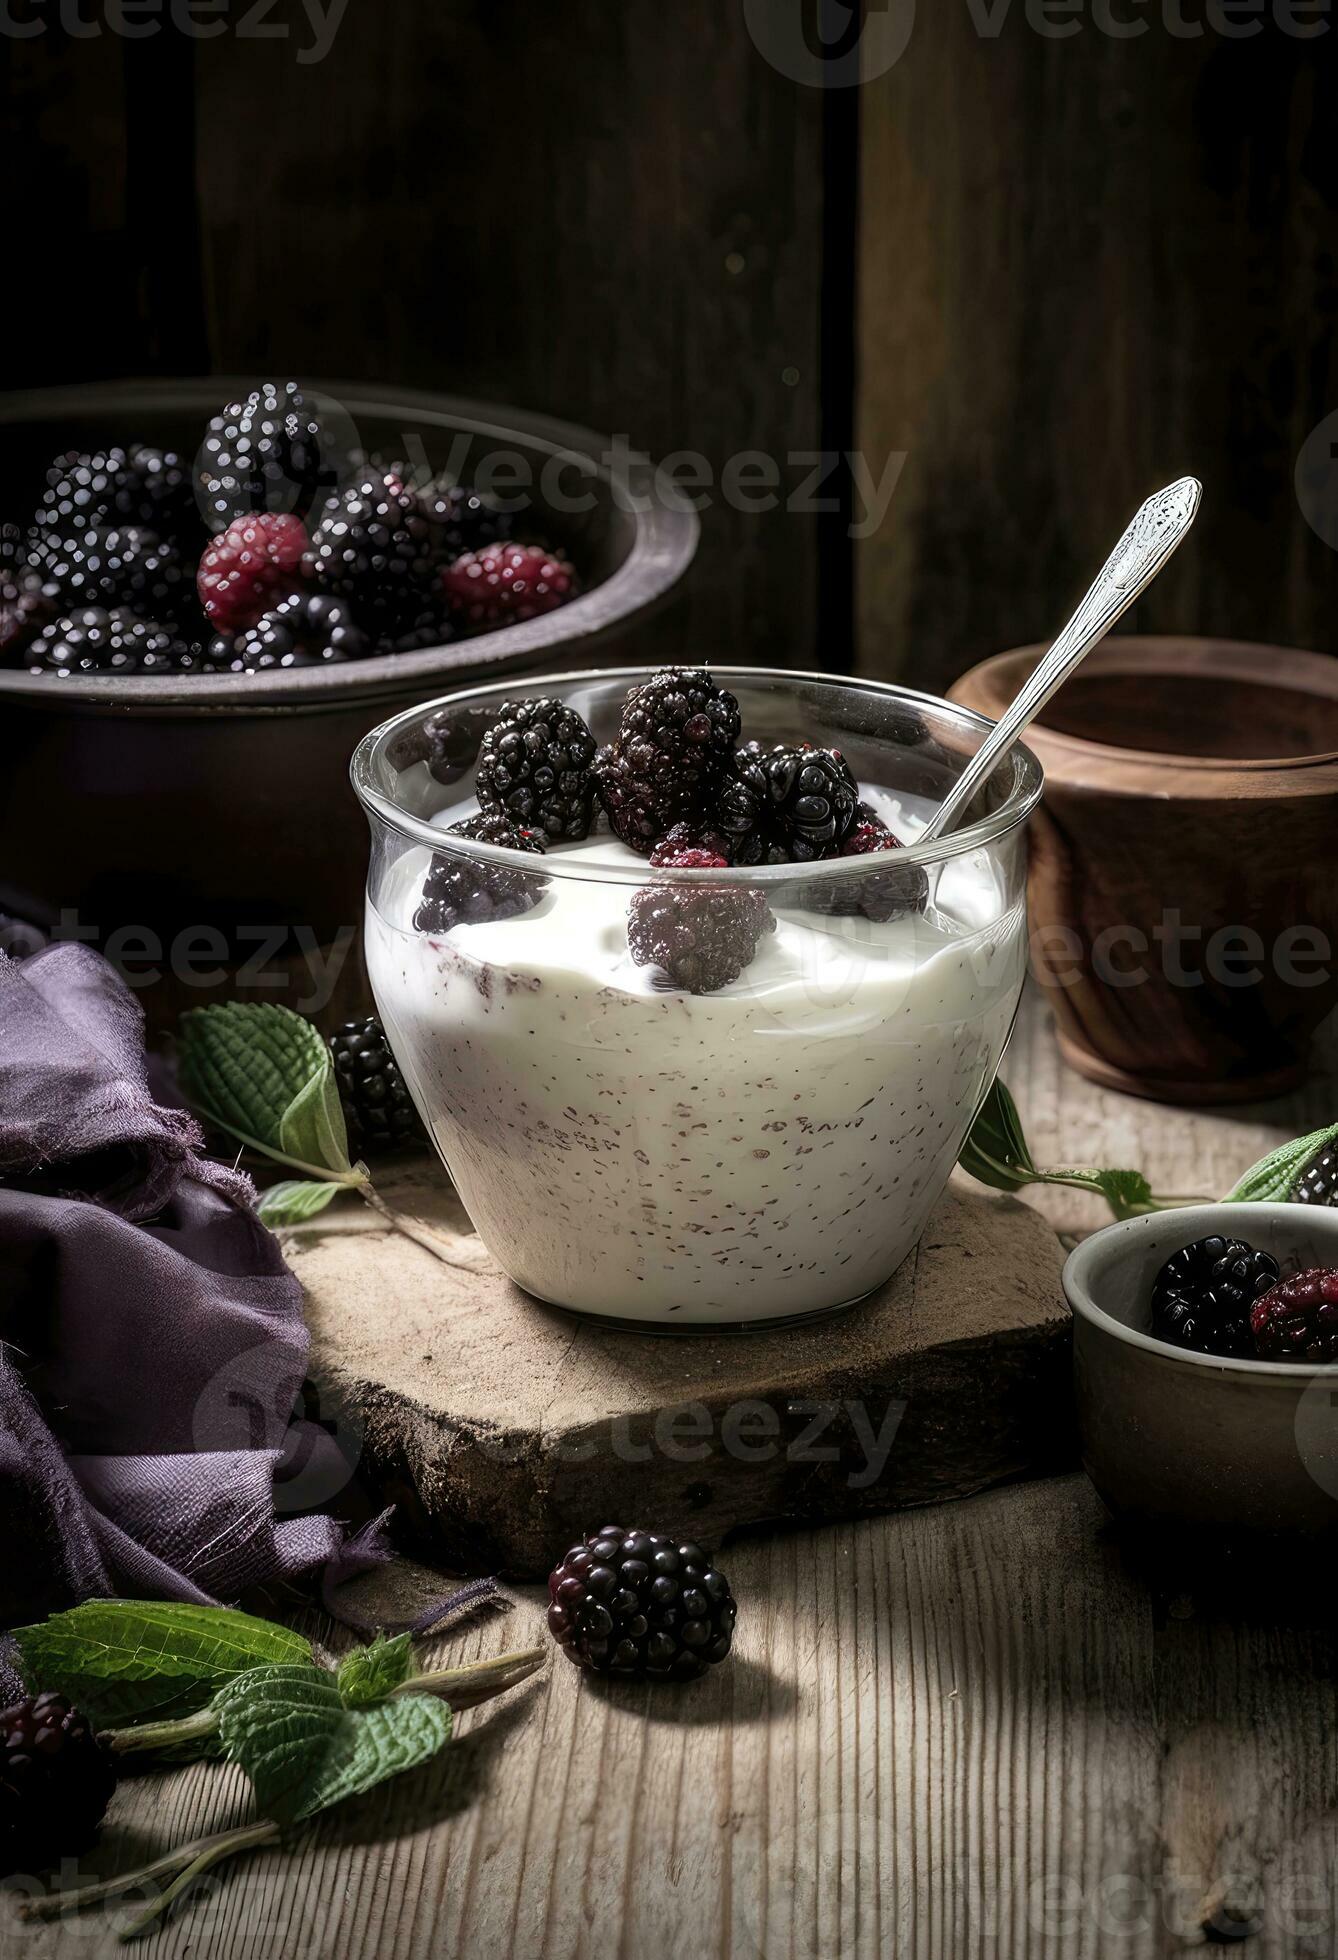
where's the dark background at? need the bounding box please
[4,0,1337,689]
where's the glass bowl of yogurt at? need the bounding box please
[351,667,1042,1331]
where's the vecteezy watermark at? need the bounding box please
[44,909,355,1016]
[1033,909,1334,992]
[472,1395,909,1493]
[744,0,916,86]
[744,0,1329,82]
[0,0,352,63]
[192,1342,364,1513]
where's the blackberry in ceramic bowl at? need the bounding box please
[308,469,450,636]
[199,379,342,531]
[547,1526,736,1680]
[226,592,370,671]
[28,525,189,622]
[28,607,202,677]
[1150,1234,1279,1358]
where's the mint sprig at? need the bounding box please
[177,1002,471,1268]
[17,1600,545,1940]
[1227,1120,1338,1201]
[959,1079,1207,1221]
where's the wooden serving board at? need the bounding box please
[289,1159,1075,1577]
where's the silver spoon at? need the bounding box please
[920,476,1202,843]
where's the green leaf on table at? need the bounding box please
[14,1600,312,1729]
[214,1662,451,1824]
[957,1078,1038,1193]
[336,1634,415,1707]
[178,1001,353,1177]
[258,1178,345,1228]
[1227,1120,1338,1203]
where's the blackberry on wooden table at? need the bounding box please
[1150,1235,1279,1358]
[476,697,598,840]
[0,1692,116,1876]
[330,1015,426,1160]
[547,1526,737,1681]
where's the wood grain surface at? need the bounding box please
[11,989,1338,1960]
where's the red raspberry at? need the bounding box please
[197,512,309,633]
[441,541,579,630]
[1251,1267,1338,1362]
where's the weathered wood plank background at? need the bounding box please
[6,3,1336,686]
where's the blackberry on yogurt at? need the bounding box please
[414,812,548,934]
[596,667,741,853]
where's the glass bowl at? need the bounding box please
[351,666,1042,1331]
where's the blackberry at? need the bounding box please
[803,804,929,924]
[414,811,547,934]
[718,742,860,866]
[1150,1235,1280,1358]
[596,668,741,854]
[547,1526,736,1681]
[385,704,495,784]
[442,541,579,632]
[28,607,202,677]
[1252,1268,1338,1362]
[1292,1142,1338,1206]
[0,524,54,663]
[199,380,342,531]
[35,444,198,547]
[628,878,775,994]
[649,822,733,867]
[379,600,452,655]
[197,512,310,633]
[1,1692,117,1876]
[476,697,598,840]
[224,592,371,671]
[412,478,514,557]
[309,469,449,635]
[330,1015,426,1160]
[29,524,189,622]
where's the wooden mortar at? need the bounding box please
[950,637,1338,1105]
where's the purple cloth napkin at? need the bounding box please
[0,943,392,1682]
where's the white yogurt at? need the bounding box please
[366,792,1027,1325]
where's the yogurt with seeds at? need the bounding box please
[365,789,1028,1327]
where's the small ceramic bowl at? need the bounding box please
[1064,1204,1338,1540]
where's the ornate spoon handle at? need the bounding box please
[921,476,1202,843]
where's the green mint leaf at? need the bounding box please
[258,1178,345,1228]
[957,1078,1038,1192]
[179,1002,353,1178]
[336,1634,415,1708]
[15,1601,312,1730]
[1227,1120,1338,1203]
[215,1663,450,1824]
[1084,1168,1157,1219]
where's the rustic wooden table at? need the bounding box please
[16,991,1338,1960]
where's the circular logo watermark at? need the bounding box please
[1293,1369,1338,1503]
[192,1341,363,1514]
[1295,409,1338,552]
[744,0,915,87]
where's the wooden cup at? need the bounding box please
[949,637,1338,1105]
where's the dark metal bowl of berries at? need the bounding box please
[1064,1205,1338,1542]
[0,378,696,1029]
